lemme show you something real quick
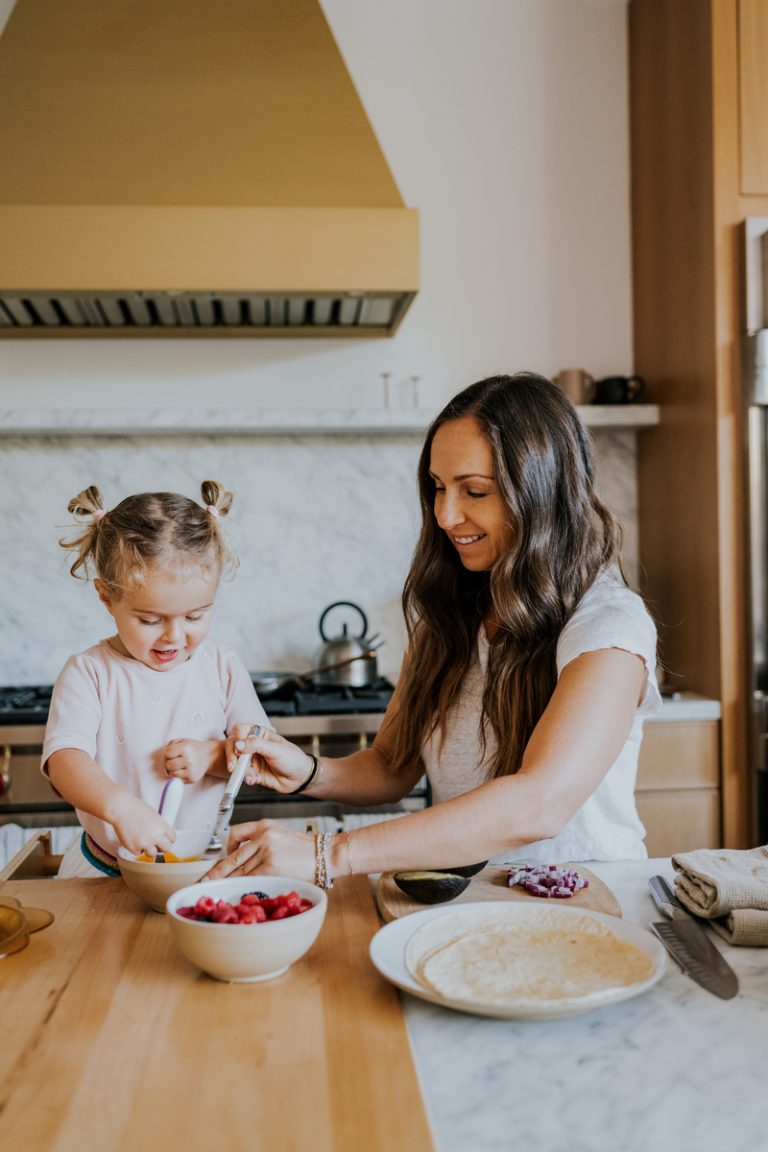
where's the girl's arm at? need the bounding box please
[208,646,646,882]
[47,749,176,856]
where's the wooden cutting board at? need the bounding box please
[377,864,622,922]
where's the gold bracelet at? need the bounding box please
[338,830,354,876]
[313,832,333,890]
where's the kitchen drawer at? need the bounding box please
[636,720,720,790]
[636,789,721,856]
[0,830,61,880]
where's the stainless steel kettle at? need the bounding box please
[312,601,382,687]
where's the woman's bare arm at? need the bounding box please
[209,647,646,882]
[326,647,646,875]
[230,687,425,805]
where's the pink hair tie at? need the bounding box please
[206,505,220,519]
[92,509,107,522]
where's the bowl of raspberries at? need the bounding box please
[165,876,327,982]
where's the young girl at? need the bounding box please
[44,480,269,878]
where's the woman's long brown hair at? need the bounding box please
[388,373,623,779]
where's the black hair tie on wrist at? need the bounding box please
[289,754,319,794]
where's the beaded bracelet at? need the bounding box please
[289,753,319,794]
[313,832,333,890]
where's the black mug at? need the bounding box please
[593,375,645,404]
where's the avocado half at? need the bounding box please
[435,860,488,878]
[393,870,471,904]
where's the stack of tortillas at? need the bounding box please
[404,904,656,1011]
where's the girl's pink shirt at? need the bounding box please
[42,638,268,855]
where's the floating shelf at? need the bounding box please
[0,404,660,437]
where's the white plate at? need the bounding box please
[369,901,667,1020]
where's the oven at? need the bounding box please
[0,679,428,866]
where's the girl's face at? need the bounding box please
[429,415,513,572]
[95,567,219,671]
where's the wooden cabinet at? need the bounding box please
[629,0,766,847]
[738,0,768,192]
[635,720,721,856]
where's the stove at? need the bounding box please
[0,678,395,725]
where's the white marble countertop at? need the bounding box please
[398,858,765,1152]
[650,693,721,722]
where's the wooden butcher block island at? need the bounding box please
[0,875,433,1152]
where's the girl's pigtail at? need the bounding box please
[60,485,107,581]
[200,479,233,519]
[199,480,238,576]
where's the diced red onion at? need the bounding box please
[507,863,588,898]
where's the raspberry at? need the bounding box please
[177,890,312,923]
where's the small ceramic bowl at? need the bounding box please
[118,829,220,913]
[166,875,328,983]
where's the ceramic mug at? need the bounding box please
[594,375,646,404]
[553,369,595,406]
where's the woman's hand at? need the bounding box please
[226,724,317,792]
[163,738,223,783]
[109,793,176,857]
[204,819,316,881]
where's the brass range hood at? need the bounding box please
[0,0,418,337]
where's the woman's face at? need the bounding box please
[429,415,513,571]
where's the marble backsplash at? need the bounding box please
[0,428,638,686]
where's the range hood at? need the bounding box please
[0,0,419,337]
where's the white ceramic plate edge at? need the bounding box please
[369,901,667,1020]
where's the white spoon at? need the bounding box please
[158,775,184,826]
[155,776,184,860]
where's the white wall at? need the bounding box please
[0,0,637,686]
[0,0,632,411]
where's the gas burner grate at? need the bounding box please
[253,676,395,717]
[0,685,54,724]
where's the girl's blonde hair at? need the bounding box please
[60,481,238,597]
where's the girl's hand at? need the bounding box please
[163,738,222,783]
[204,819,316,881]
[226,724,316,792]
[109,793,176,857]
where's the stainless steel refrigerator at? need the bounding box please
[741,218,768,843]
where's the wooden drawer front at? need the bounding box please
[636,790,721,856]
[0,830,61,880]
[636,721,719,790]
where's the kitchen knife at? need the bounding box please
[648,875,738,1000]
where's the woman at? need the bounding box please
[208,373,660,886]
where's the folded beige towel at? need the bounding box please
[672,845,768,946]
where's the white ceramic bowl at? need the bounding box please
[165,875,328,983]
[118,829,220,913]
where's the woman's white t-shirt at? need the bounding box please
[421,571,661,862]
